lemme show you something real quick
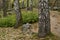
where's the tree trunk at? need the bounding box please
[29,0,33,11]
[14,0,22,28]
[8,0,13,10]
[38,0,50,37]
[2,0,8,17]
[22,0,25,8]
[0,0,2,11]
[27,0,29,10]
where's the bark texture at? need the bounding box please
[38,0,50,37]
[14,0,22,28]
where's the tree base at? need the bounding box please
[38,33,47,38]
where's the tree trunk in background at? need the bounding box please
[27,0,29,10]
[0,0,3,11]
[14,0,22,28]
[8,0,13,10]
[22,0,25,8]
[2,0,8,17]
[29,0,33,11]
[38,0,50,37]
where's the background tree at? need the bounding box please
[38,0,50,37]
[29,0,33,11]
[0,0,3,11]
[14,0,22,28]
[22,0,25,8]
[2,0,8,17]
[8,0,13,10]
[27,0,29,10]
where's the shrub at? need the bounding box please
[0,15,16,27]
[22,11,38,24]
[0,9,38,27]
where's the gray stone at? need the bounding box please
[22,23,32,34]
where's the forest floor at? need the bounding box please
[0,11,60,40]
[50,11,60,37]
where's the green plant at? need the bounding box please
[22,11,38,24]
[0,9,38,27]
[0,15,16,27]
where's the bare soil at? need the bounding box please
[50,11,60,37]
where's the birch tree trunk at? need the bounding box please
[14,0,22,28]
[38,0,50,37]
